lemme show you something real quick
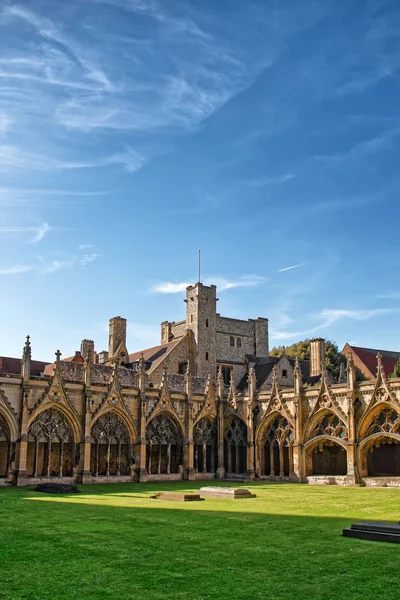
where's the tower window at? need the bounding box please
[205,352,209,361]
[236,337,241,348]
[190,314,193,323]
[178,361,187,375]
[219,365,232,385]
[229,336,235,347]
[206,319,209,328]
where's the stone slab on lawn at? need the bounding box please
[151,492,204,502]
[199,487,256,499]
[343,521,400,544]
[34,483,80,494]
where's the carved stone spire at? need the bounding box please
[248,365,256,400]
[338,362,346,384]
[184,359,192,397]
[83,355,92,389]
[217,365,224,400]
[21,335,31,382]
[138,352,146,394]
[376,352,385,379]
[294,356,303,396]
[346,351,356,389]
[228,369,237,408]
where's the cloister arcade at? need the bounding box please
[90,412,132,477]
[193,417,217,474]
[146,414,183,475]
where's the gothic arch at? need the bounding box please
[358,406,400,477]
[304,436,347,477]
[0,412,12,477]
[91,407,137,444]
[28,403,81,443]
[26,407,77,478]
[258,413,295,477]
[224,415,247,475]
[147,409,184,440]
[0,390,19,441]
[193,417,217,474]
[146,413,183,475]
[357,402,399,440]
[255,410,294,446]
[303,408,347,445]
[90,411,133,477]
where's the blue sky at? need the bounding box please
[1,0,400,361]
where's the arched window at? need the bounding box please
[311,413,347,440]
[263,416,294,477]
[194,418,217,473]
[146,415,183,475]
[27,408,75,478]
[365,408,400,437]
[0,414,11,477]
[311,440,347,475]
[224,418,247,475]
[91,412,131,477]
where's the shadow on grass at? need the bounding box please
[0,483,399,600]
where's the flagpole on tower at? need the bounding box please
[198,250,201,283]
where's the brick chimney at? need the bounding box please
[310,338,325,377]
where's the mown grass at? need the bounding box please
[0,481,399,600]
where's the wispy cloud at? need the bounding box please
[0,265,33,275]
[151,274,268,294]
[151,281,190,294]
[270,307,400,340]
[278,264,302,272]
[0,222,50,243]
[0,145,147,172]
[378,292,400,300]
[79,244,94,250]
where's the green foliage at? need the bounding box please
[270,339,347,380]
[0,483,399,600]
[392,357,400,378]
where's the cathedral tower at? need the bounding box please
[185,283,217,378]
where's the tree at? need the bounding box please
[269,339,346,381]
[392,357,400,378]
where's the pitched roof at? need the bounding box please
[0,356,49,376]
[344,344,400,378]
[238,355,321,391]
[128,338,183,373]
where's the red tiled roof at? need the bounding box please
[0,356,49,376]
[343,344,400,378]
[129,338,183,373]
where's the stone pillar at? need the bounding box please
[344,353,358,486]
[245,409,255,480]
[183,401,195,480]
[79,400,93,484]
[15,387,30,486]
[216,398,225,479]
[136,399,148,482]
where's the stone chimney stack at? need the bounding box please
[98,351,109,365]
[80,339,95,364]
[310,338,325,377]
[108,316,129,364]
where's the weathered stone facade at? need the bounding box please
[1,335,400,488]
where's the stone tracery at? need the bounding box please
[27,408,75,478]
[193,418,217,473]
[146,414,183,475]
[224,417,247,475]
[90,412,131,477]
[262,415,294,477]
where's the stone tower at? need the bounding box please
[185,283,217,378]
[310,338,325,377]
[108,316,129,364]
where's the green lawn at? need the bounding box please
[0,481,399,600]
